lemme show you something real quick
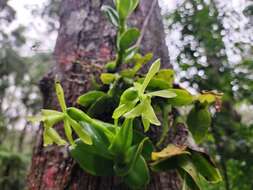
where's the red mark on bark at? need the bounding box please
[99,44,111,59]
[43,166,58,188]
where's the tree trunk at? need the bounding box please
[27,0,184,189]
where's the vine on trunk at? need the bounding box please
[30,0,223,189]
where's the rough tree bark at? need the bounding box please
[27,0,187,189]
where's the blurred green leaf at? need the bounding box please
[77,91,106,108]
[101,5,119,27]
[187,106,211,144]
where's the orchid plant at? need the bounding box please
[30,0,223,189]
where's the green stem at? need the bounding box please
[156,105,171,146]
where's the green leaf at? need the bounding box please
[120,87,139,104]
[55,82,67,112]
[80,121,113,159]
[144,78,171,90]
[123,46,139,63]
[67,107,115,140]
[114,137,148,176]
[141,59,161,94]
[123,156,150,189]
[116,0,132,19]
[87,95,116,118]
[130,0,139,12]
[121,52,153,77]
[101,5,119,27]
[167,89,194,106]
[67,117,93,145]
[187,106,211,144]
[178,168,201,190]
[105,60,117,72]
[178,156,202,190]
[109,119,133,155]
[191,151,222,183]
[119,28,140,51]
[70,139,114,176]
[146,89,177,99]
[77,91,106,108]
[132,130,154,161]
[100,73,117,85]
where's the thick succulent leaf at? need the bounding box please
[187,106,211,144]
[109,119,133,155]
[116,0,132,19]
[151,144,189,161]
[114,137,148,176]
[120,87,139,104]
[101,5,119,27]
[77,91,106,108]
[123,156,150,189]
[146,89,177,99]
[87,95,116,118]
[167,89,194,106]
[191,151,222,183]
[67,107,114,141]
[119,28,140,51]
[93,119,118,134]
[70,139,114,176]
[100,73,117,85]
[80,121,113,159]
[55,82,67,112]
[141,59,161,94]
[68,117,93,145]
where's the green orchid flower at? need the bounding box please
[113,59,177,131]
